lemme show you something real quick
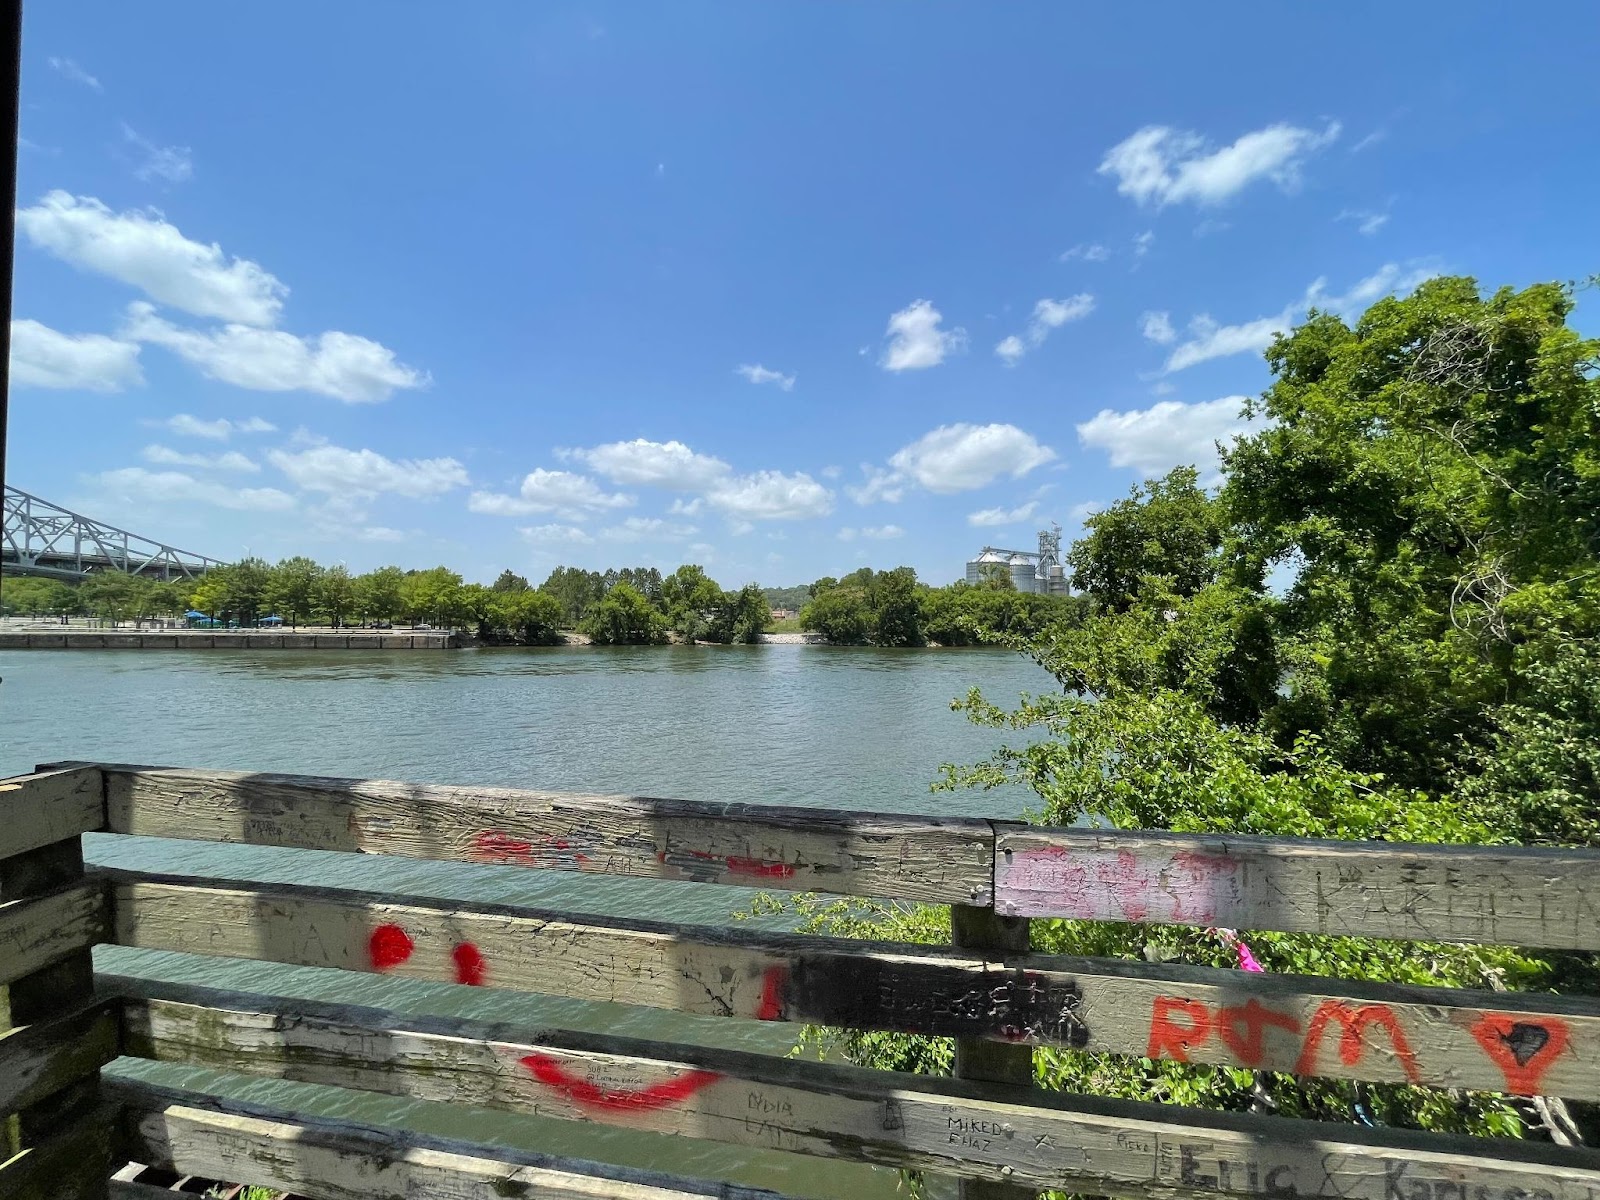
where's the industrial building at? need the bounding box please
[965,523,1070,595]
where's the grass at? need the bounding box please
[766,616,805,633]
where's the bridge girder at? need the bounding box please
[2,485,224,581]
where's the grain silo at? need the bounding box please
[1008,553,1037,593]
[966,547,1010,585]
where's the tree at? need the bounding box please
[79,572,151,623]
[491,569,530,593]
[189,572,229,620]
[867,566,924,646]
[267,556,323,627]
[661,564,724,641]
[491,588,566,645]
[0,576,78,616]
[355,566,405,624]
[579,582,669,645]
[223,557,271,626]
[723,582,771,644]
[400,567,464,627]
[319,565,356,627]
[539,566,606,626]
[1068,465,1222,611]
[799,585,870,645]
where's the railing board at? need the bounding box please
[109,984,1600,1200]
[0,766,103,862]
[0,879,104,987]
[98,764,994,904]
[994,823,1600,950]
[0,1112,113,1200]
[110,1077,793,1200]
[102,869,1600,1096]
[0,1001,118,1116]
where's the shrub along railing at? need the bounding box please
[1,763,1599,1199]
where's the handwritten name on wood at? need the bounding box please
[0,880,105,987]
[114,983,1600,1200]
[101,765,994,904]
[994,825,1600,950]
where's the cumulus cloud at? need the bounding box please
[845,465,905,506]
[888,423,1056,494]
[520,524,594,545]
[124,303,426,403]
[1140,311,1175,344]
[568,438,730,491]
[1337,208,1390,236]
[92,467,295,511]
[837,524,903,541]
[1161,263,1436,373]
[142,444,259,473]
[268,444,469,499]
[122,124,193,184]
[1077,395,1256,482]
[968,501,1039,527]
[18,192,286,325]
[48,57,100,90]
[704,470,833,521]
[1099,121,1341,208]
[996,295,1095,364]
[468,469,633,519]
[158,413,275,440]
[1059,243,1110,263]
[1133,230,1155,258]
[880,299,966,371]
[10,318,141,391]
[735,363,795,391]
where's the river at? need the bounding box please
[0,644,1054,1196]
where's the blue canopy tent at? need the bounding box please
[183,610,207,619]
[259,614,285,626]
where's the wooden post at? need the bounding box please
[0,770,111,1200]
[950,902,1035,1200]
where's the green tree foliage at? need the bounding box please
[266,556,324,627]
[661,564,725,641]
[779,276,1600,1148]
[801,567,1078,647]
[318,565,356,627]
[1068,465,1222,610]
[0,575,80,615]
[489,588,566,645]
[539,566,607,626]
[761,584,811,611]
[579,581,669,645]
[354,566,405,623]
[399,567,464,626]
[491,569,531,593]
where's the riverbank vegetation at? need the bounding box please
[772,277,1600,1146]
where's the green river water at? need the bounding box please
[0,644,1053,1197]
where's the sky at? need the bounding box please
[8,5,1599,588]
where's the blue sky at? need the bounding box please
[10,4,1598,587]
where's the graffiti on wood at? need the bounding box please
[472,830,592,867]
[367,922,486,987]
[519,1052,721,1113]
[1147,993,1574,1093]
[1001,844,1243,924]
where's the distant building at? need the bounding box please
[769,607,798,620]
[965,523,1069,595]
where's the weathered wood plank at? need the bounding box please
[0,1112,112,1200]
[98,764,994,904]
[994,823,1600,950]
[108,985,1600,1200]
[0,880,105,987]
[0,767,104,863]
[0,1001,118,1116]
[101,869,1600,1097]
[110,1076,791,1200]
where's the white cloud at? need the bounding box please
[10,318,141,391]
[1133,230,1155,258]
[569,438,730,491]
[995,295,1095,365]
[888,423,1056,494]
[968,501,1039,527]
[268,444,469,499]
[1077,395,1255,481]
[705,470,833,521]
[48,57,100,90]
[124,303,426,403]
[1337,208,1389,236]
[860,524,903,540]
[819,465,842,480]
[1059,243,1110,263]
[735,363,795,391]
[1350,129,1386,154]
[845,465,905,505]
[837,527,857,542]
[18,192,286,325]
[158,413,276,440]
[1165,311,1290,372]
[91,467,295,512]
[355,526,404,543]
[601,516,698,543]
[1162,263,1436,373]
[468,468,633,518]
[880,299,966,371]
[520,524,594,545]
[142,444,259,473]
[1099,121,1341,208]
[122,124,193,184]
[1140,311,1176,344]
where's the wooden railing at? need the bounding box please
[2,763,1600,1200]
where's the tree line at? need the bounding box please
[798,565,1082,646]
[0,559,774,646]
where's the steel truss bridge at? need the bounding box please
[2,485,224,581]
